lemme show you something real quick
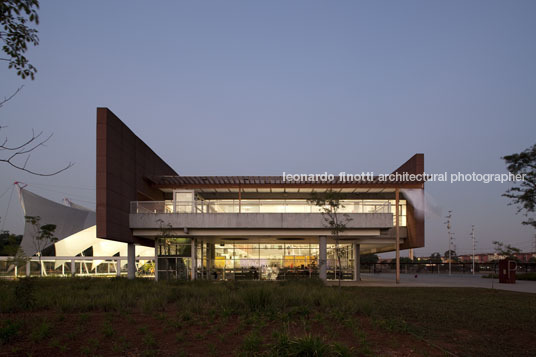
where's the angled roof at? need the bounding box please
[147,154,425,189]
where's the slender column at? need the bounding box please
[395,188,400,284]
[206,243,213,280]
[71,259,75,276]
[154,239,159,282]
[116,258,121,277]
[191,238,197,280]
[238,187,242,213]
[319,236,327,281]
[409,248,414,261]
[200,240,204,279]
[127,243,136,280]
[353,243,361,281]
[26,260,31,277]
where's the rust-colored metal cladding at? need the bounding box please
[392,154,425,250]
[96,108,177,246]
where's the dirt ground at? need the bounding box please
[1,310,444,356]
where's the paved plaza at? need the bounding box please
[327,273,536,293]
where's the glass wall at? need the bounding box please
[157,238,192,280]
[156,239,357,281]
[136,197,407,227]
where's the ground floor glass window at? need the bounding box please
[156,239,356,281]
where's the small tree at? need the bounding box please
[429,252,442,263]
[397,257,413,264]
[443,249,458,262]
[0,229,23,256]
[25,215,57,276]
[493,241,521,260]
[7,247,29,276]
[503,144,536,229]
[309,190,352,287]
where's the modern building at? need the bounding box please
[96,108,425,281]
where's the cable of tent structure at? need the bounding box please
[24,182,96,191]
[1,184,15,231]
[0,185,13,201]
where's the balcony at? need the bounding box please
[130,199,406,226]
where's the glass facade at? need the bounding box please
[156,239,358,281]
[157,238,192,280]
[134,198,407,226]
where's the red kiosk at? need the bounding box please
[498,259,517,284]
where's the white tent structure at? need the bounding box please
[18,187,153,273]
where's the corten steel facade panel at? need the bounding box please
[96,108,178,246]
[392,154,425,249]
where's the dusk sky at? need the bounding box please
[1,0,535,256]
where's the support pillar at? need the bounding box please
[191,238,197,280]
[200,240,204,279]
[206,243,213,280]
[154,239,159,281]
[71,259,75,276]
[127,243,136,280]
[319,236,327,281]
[25,260,30,277]
[116,258,121,277]
[353,243,361,281]
[395,188,400,284]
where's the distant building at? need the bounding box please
[458,252,536,263]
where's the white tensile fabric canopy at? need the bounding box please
[18,188,153,269]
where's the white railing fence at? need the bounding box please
[0,256,156,279]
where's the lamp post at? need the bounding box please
[471,225,476,275]
[444,211,454,276]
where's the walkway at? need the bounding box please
[326,273,536,294]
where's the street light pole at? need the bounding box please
[471,225,476,276]
[444,211,453,276]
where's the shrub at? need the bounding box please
[14,278,36,310]
[0,320,21,345]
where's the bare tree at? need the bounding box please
[1,86,73,176]
[1,2,72,176]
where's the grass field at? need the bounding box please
[0,278,535,356]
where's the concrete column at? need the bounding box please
[353,243,361,281]
[25,260,30,277]
[200,240,204,279]
[127,243,136,280]
[319,236,327,281]
[395,188,400,284]
[71,259,75,276]
[154,239,159,282]
[206,243,213,280]
[116,258,121,277]
[191,238,197,280]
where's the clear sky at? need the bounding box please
[1,0,535,256]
